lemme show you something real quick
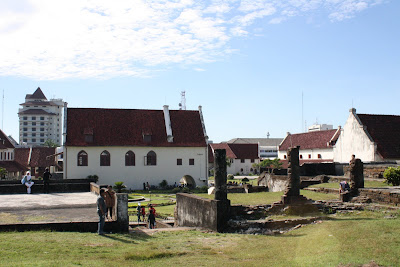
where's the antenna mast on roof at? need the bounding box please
[179,91,186,110]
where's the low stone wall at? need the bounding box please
[343,163,396,178]
[0,179,94,194]
[175,193,230,232]
[227,185,269,193]
[359,188,400,205]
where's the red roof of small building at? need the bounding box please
[66,108,207,147]
[357,114,400,159]
[209,143,259,163]
[0,129,14,149]
[279,129,339,151]
[27,87,47,100]
[18,109,56,115]
[0,161,28,172]
[14,147,57,168]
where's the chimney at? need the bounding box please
[163,105,173,143]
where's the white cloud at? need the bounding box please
[0,0,387,80]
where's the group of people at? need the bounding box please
[136,203,156,229]
[21,168,52,194]
[96,185,116,235]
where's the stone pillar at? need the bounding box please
[116,193,129,232]
[214,149,227,201]
[285,146,300,197]
[350,155,364,195]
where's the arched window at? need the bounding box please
[146,151,157,166]
[100,150,110,166]
[125,151,135,166]
[77,151,88,166]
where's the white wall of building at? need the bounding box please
[278,148,333,161]
[333,111,379,163]
[65,146,208,189]
[259,145,278,159]
[226,158,260,175]
[0,148,14,161]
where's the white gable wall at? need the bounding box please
[227,158,260,175]
[278,148,333,161]
[65,146,208,189]
[333,111,380,163]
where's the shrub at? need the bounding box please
[227,174,234,179]
[235,172,240,176]
[87,175,99,183]
[383,167,400,186]
[172,187,181,194]
[159,179,168,189]
[198,185,208,193]
[182,187,190,193]
[114,181,127,193]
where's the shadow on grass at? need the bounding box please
[101,231,152,243]
[325,216,377,221]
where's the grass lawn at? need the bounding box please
[127,191,339,219]
[1,209,399,266]
[196,190,338,206]
[312,180,392,189]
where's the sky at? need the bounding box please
[0,0,399,143]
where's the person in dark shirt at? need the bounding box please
[43,168,52,193]
[97,189,107,235]
[148,209,156,229]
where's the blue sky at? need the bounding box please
[0,0,399,143]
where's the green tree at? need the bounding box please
[87,174,99,183]
[0,167,7,179]
[43,139,58,147]
[159,179,168,189]
[259,158,283,173]
[383,167,400,186]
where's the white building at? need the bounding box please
[209,143,260,175]
[18,87,66,146]
[308,124,333,132]
[333,108,400,163]
[278,129,340,163]
[227,137,283,160]
[64,106,209,189]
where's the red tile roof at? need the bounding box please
[0,161,28,172]
[20,101,58,106]
[27,87,47,100]
[14,147,57,168]
[209,143,259,163]
[18,109,56,115]
[66,108,207,147]
[0,129,14,149]
[357,114,400,159]
[279,129,339,151]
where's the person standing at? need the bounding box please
[97,189,107,235]
[148,209,156,229]
[104,185,116,221]
[141,205,146,222]
[136,203,142,222]
[43,168,52,194]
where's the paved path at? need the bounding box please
[0,192,97,211]
[0,192,99,224]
